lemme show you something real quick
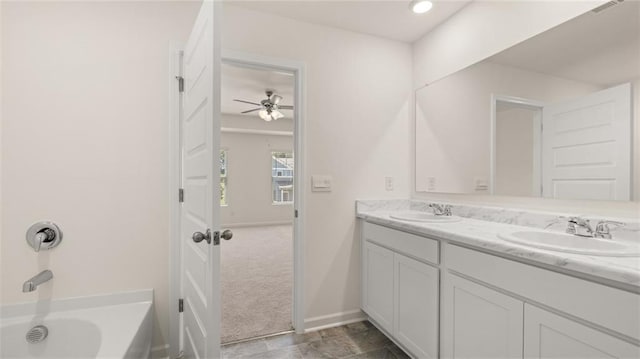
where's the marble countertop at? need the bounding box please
[357,204,640,291]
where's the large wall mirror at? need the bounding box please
[415,1,639,201]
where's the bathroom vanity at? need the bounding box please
[357,201,640,359]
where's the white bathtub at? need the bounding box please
[0,290,153,359]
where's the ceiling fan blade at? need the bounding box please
[241,108,262,114]
[278,105,294,110]
[233,99,262,106]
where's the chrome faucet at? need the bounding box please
[566,217,593,237]
[564,217,624,240]
[23,270,53,293]
[429,203,452,216]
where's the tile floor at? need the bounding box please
[221,321,411,359]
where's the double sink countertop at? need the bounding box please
[356,200,640,292]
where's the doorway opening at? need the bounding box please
[490,95,544,197]
[219,56,302,344]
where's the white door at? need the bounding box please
[542,83,632,200]
[441,273,524,359]
[524,304,639,359]
[180,1,221,358]
[363,241,394,333]
[394,254,439,359]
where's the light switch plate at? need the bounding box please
[385,177,394,191]
[427,177,436,191]
[311,175,332,192]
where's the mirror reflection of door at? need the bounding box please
[494,83,633,201]
[415,0,639,202]
[541,83,632,201]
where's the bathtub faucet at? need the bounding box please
[23,270,53,293]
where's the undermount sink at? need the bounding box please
[498,230,640,257]
[389,211,461,223]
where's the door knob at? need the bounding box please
[221,229,233,241]
[192,229,212,244]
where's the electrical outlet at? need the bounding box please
[385,177,394,191]
[474,177,489,191]
[427,177,436,191]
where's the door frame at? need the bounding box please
[170,49,306,358]
[169,45,184,359]
[489,94,545,196]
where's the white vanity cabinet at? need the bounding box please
[362,240,394,333]
[360,219,640,359]
[362,222,439,358]
[395,254,439,358]
[441,273,523,359]
[524,304,640,359]
[443,244,640,359]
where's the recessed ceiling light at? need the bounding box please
[410,0,433,14]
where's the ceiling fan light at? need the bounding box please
[410,0,433,14]
[258,109,270,121]
[272,110,284,120]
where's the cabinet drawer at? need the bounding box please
[445,243,640,341]
[363,222,439,265]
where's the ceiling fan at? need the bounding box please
[233,89,293,121]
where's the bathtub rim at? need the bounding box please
[0,289,153,319]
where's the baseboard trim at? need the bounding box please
[303,309,366,333]
[151,344,170,359]
[222,220,293,228]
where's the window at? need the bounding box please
[220,150,227,206]
[271,152,294,203]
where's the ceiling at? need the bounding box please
[221,63,295,119]
[489,0,640,87]
[225,0,472,43]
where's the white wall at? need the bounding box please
[415,60,601,194]
[220,115,294,226]
[412,0,608,87]
[0,1,200,355]
[412,0,640,217]
[221,5,413,326]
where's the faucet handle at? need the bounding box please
[567,216,589,225]
[443,205,452,216]
[26,222,62,252]
[594,220,625,240]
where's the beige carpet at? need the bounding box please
[221,224,293,343]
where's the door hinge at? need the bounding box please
[294,209,298,218]
[176,76,184,93]
[178,298,184,313]
[179,188,184,203]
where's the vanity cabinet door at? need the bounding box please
[524,304,640,359]
[363,241,394,333]
[442,273,524,359]
[394,254,439,358]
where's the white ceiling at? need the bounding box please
[225,0,472,43]
[221,63,295,119]
[489,0,640,87]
